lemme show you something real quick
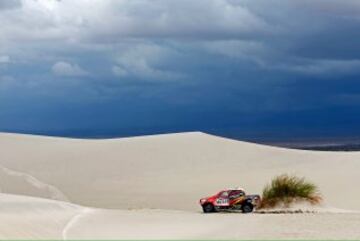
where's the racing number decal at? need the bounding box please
[216,198,229,206]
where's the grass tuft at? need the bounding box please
[259,174,322,209]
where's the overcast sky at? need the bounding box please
[1,0,360,139]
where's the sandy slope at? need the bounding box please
[65,209,360,240]
[1,132,360,239]
[2,193,360,240]
[0,193,82,240]
[1,132,360,211]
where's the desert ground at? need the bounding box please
[1,132,360,239]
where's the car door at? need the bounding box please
[215,191,230,206]
[229,190,245,206]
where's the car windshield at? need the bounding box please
[219,191,229,198]
[229,190,245,199]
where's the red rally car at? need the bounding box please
[199,188,261,213]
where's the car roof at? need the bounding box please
[224,187,245,192]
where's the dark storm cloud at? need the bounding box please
[2,0,360,138]
[0,0,21,10]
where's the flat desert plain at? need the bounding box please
[1,132,360,239]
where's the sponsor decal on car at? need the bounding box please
[216,198,229,206]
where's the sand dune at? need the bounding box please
[1,132,360,239]
[1,132,360,211]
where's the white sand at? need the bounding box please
[0,193,82,240]
[1,131,360,239]
[65,209,360,240]
[1,193,360,240]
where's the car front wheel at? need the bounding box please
[202,203,215,213]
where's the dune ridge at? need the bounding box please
[0,164,69,201]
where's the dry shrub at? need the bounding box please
[259,174,322,209]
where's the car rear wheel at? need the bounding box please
[241,203,253,213]
[202,203,215,213]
